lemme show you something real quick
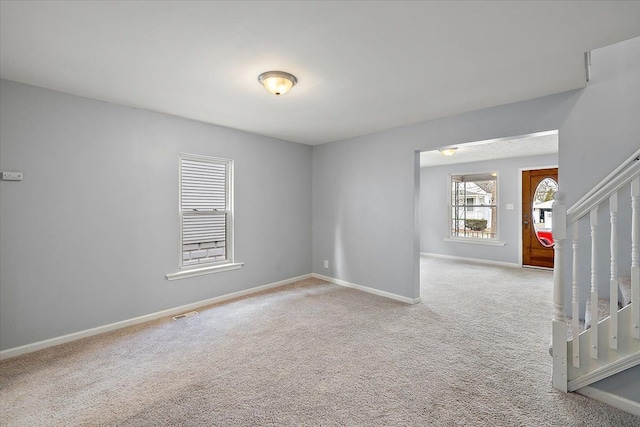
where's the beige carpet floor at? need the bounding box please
[1,256,639,426]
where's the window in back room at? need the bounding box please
[450,172,498,240]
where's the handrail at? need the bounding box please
[567,151,640,224]
[552,147,640,393]
[568,148,640,214]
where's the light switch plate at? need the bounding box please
[506,203,514,210]
[1,171,23,181]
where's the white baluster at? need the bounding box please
[572,223,580,367]
[609,193,618,350]
[552,192,568,391]
[590,207,599,359]
[632,177,639,339]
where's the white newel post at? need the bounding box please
[572,223,580,367]
[609,193,618,350]
[590,207,599,359]
[632,177,639,339]
[552,192,568,391]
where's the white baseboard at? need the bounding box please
[568,352,640,391]
[0,273,312,360]
[577,386,640,416]
[312,273,421,305]
[420,252,520,268]
[1,272,418,359]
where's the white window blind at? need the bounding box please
[181,158,226,211]
[179,154,233,268]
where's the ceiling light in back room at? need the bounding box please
[258,71,297,96]
[439,148,457,157]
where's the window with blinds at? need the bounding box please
[179,154,233,269]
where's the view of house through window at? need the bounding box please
[532,177,558,247]
[450,173,497,239]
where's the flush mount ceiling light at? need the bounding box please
[258,71,297,96]
[439,147,457,157]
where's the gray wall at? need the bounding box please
[2,35,637,351]
[0,79,312,351]
[420,153,558,264]
[561,37,639,207]
[560,36,640,312]
[312,36,638,303]
[312,93,577,300]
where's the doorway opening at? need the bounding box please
[417,130,559,286]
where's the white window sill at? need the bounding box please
[166,262,245,281]
[443,237,506,246]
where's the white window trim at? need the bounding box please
[166,153,243,281]
[166,262,245,281]
[449,172,500,241]
[443,237,506,246]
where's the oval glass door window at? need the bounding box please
[532,178,558,247]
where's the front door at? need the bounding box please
[522,168,558,268]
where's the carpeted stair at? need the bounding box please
[619,276,632,307]
[585,276,632,330]
[567,276,632,340]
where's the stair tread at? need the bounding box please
[583,276,632,330]
[585,297,613,330]
[566,317,585,341]
[566,276,633,339]
[619,276,631,307]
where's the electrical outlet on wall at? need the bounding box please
[1,171,23,181]
[324,260,329,269]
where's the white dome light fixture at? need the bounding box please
[439,147,457,157]
[258,71,297,96]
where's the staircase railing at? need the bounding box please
[552,148,640,392]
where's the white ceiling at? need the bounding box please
[1,1,639,145]
[419,131,558,168]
